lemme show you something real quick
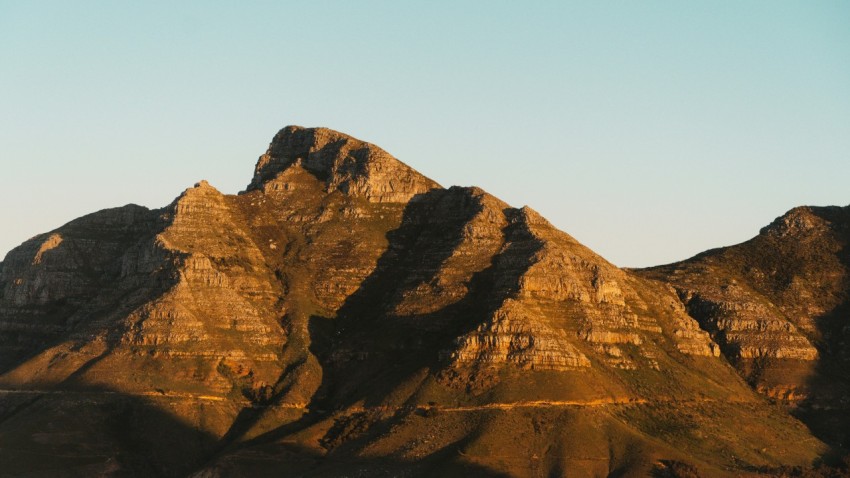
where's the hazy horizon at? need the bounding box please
[2,2,848,267]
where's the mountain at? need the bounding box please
[0,126,844,477]
[638,205,850,450]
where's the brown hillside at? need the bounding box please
[0,126,841,477]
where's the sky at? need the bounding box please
[1,1,848,267]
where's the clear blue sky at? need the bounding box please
[1,1,848,267]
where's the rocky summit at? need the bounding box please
[0,126,847,477]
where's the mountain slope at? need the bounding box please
[639,205,850,449]
[0,126,836,477]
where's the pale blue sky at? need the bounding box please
[1,1,848,267]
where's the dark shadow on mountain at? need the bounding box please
[195,440,513,478]
[0,205,179,380]
[200,391,511,476]
[224,188,543,458]
[247,126,380,191]
[213,187,489,451]
[309,188,543,410]
[0,384,218,477]
[794,206,850,461]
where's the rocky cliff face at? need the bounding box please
[247,126,439,203]
[639,205,850,447]
[0,126,844,477]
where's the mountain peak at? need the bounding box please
[246,126,440,203]
[759,206,825,238]
[758,205,850,240]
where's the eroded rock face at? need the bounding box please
[0,204,162,373]
[640,205,850,405]
[675,285,818,360]
[247,126,440,203]
[494,206,720,371]
[0,126,840,477]
[450,299,591,371]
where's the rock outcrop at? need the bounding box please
[247,126,440,203]
[639,205,850,449]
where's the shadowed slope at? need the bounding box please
[639,205,850,452]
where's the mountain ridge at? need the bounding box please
[0,126,846,477]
